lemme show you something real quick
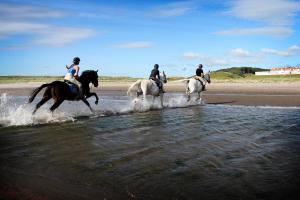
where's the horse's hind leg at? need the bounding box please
[82,98,94,114]
[197,92,202,103]
[50,99,64,113]
[32,91,51,115]
[186,87,191,102]
[196,92,200,100]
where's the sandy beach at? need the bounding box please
[0,81,300,107]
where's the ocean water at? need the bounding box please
[0,93,300,199]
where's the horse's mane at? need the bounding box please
[79,70,98,83]
[81,70,95,77]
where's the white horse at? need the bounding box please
[127,71,167,107]
[186,73,211,102]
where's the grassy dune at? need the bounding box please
[0,76,64,83]
[1,73,300,84]
[210,72,300,82]
[0,76,139,84]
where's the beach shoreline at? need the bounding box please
[0,81,299,107]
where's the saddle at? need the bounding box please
[193,77,206,91]
[64,80,79,94]
[150,78,161,88]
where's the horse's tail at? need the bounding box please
[127,79,142,96]
[28,83,51,103]
[182,78,190,86]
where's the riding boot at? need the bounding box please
[75,87,83,100]
[161,86,166,93]
[203,85,206,91]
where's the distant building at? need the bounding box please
[255,67,300,75]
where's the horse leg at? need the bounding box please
[186,87,191,102]
[200,92,204,104]
[186,91,191,102]
[196,92,201,101]
[86,92,99,105]
[160,93,164,108]
[82,98,94,114]
[196,92,202,103]
[152,96,155,106]
[50,99,64,113]
[32,96,51,115]
[32,88,52,115]
[143,94,147,105]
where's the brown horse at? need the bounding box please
[28,70,99,114]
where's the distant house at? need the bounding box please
[255,67,300,75]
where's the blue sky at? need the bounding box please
[0,0,300,77]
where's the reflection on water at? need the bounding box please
[1,94,300,199]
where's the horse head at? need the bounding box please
[160,71,167,84]
[80,70,99,87]
[204,71,211,84]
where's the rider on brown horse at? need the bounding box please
[65,57,82,99]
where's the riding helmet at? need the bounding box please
[73,57,80,65]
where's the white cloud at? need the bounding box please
[261,45,300,57]
[182,45,300,68]
[289,45,300,52]
[0,3,97,48]
[0,3,67,19]
[218,0,300,37]
[0,20,96,47]
[227,0,300,26]
[215,26,293,37]
[0,21,49,38]
[182,52,203,60]
[151,2,194,17]
[112,41,153,49]
[205,58,239,66]
[33,27,96,47]
[182,51,239,66]
[230,48,251,57]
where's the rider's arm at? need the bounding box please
[201,70,204,77]
[157,70,160,80]
[74,65,80,78]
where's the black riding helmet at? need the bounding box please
[154,64,159,70]
[73,57,80,65]
[198,64,203,68]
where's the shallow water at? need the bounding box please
[1,93,300,199]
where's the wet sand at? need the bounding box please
[0,82,300,107]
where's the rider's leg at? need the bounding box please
[73,79,83,99]
[158,81,165,93]
[195,76,206,91]
[161,84,165,93]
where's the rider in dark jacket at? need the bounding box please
[196,64,204,77]
[149,64,163,92]
[195,64,206,91]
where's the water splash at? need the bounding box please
[0,93,204,127]
[0,93,74,127]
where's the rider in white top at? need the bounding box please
[64,57,82,99]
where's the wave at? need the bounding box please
[0,93,201,127]
[0,93,75,127]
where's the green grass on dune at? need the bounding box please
[0,76,140,84]
[210,72,300,82]
[99,76,140,82]
[0,76,64,83]
[1,73,300,84]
